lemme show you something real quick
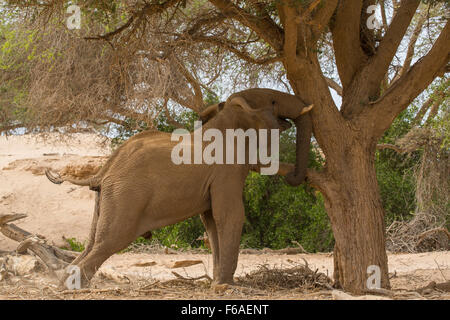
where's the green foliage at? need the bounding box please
[64,238,85,252]
[111,108,199,148]
[152,216,206,249]
[203,90,220,106]
[376,109,420,225]
[242,172,333,252]
[241,126,332,252]
[110,118,149,148]
[156,109,200,133]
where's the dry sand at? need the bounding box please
[0,133,449,300]
[0,133,110,250]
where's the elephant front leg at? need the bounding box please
[200,210,220,282]
[210,185,245,284]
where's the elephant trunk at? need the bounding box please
[285,113,312,186]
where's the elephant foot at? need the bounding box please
[212,283,251,295]
[212,283,231,294]
[211,277,236,294]
[56,265,91,290]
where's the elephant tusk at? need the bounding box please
[300,104,314,115]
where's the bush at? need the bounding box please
[242,172,333,252]
[64,237,85,252]
[152,216,206,249]
[376,109,420,225]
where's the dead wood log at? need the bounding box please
[97,267,130,284]
[240,247,307,255]
[0,220,78,271]
[171,271,212,281]
[0,213,27,226]
[0,223,32,242]
[4,230,67,270]
[170,260,203,268]
[417,228,450,244]
[332,290,392,300]
[417,281,450,294]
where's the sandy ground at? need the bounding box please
[0,133,110,250]
[0,250,448,300]
[0,133,449,300]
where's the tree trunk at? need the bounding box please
[324,142,390,293]
[287,62,391,293]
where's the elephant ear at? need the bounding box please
[199,102,225,123]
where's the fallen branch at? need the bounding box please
[2,228,68,270]
[240,247,307,255]
[170,260,203,269]
[332,290,392,300]
[417,281,450,294]
[0,213,27,226]
[0,214,78,272]
[61,288,123,295]
[416,227,450,247]
[171,271,212,281]
[362,288,394,297]
[98,267,130,284]
[0,222,31,242]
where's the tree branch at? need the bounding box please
[413,96,434,124]
[173,56,204,111]
[209,0,284,52]
[342,0,420,116]
[380,0,388,31]
[311,0,338,34]
[425,87,449,123]
[84,0,181,41]
[330,0,365,90]
[398,4,428,78]
[364,0,420,98]
[162,99,184,129]
[371,20,450,135]
[281,4,300,68]
[0,123,24,133]
[186,35,281,65]
[184,12,227,36]
[376,143,405,153]
[326,77,343,96]
[87,116,127,127]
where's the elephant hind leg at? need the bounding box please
[71,218,140,287]
[200,210,220,282]
[63,191,144,288]
[71,190,101,265]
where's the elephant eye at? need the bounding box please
[271,100,276,105]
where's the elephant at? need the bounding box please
[45,88,313,288]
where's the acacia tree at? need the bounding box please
[1,0,449,293]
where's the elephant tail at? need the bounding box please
[45,168,100,190]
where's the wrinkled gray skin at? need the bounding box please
[46,88,313,288]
